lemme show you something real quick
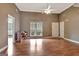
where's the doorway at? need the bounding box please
[52,22,64,38]
[8,14,15,56]
[60,21,64,38]
[52,22,59,37]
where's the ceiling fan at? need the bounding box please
[42,4,54,14]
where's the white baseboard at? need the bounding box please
[0,45,8,53]
[63,37,79,44]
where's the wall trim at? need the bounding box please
[0,45,8,53]
[63,37,79,44]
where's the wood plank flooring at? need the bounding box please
[8,37,79,56]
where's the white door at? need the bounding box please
[60,21,64,38]
[52,22,59,37]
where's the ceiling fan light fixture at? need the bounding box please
[44,9,51,14]
[43,5,52,14]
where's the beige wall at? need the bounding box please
[1,3,79,49]
[0,4,20,49]
[59,7,79,42]
[20,12,58,37]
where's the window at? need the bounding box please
[30,22,43,36]
[8,15,15,37]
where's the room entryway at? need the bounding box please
[8,14,15,56]
[52,22,64,38]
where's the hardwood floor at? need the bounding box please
[8,37,79,56]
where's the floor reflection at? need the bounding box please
[30,39,43,55]
[36,39,43,51]
[8,37,13,56]
[8,38,43,56]
[30,39,36,52]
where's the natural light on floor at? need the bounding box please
[30,39,43,55]
[8,37,13,56]
[8,38,43,56]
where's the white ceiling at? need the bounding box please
[15,3,74,14]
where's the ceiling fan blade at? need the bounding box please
[41,5,54,14]
[48,5,51,9]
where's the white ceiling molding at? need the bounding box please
[15,3,74,14]
[73,3,79,7]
